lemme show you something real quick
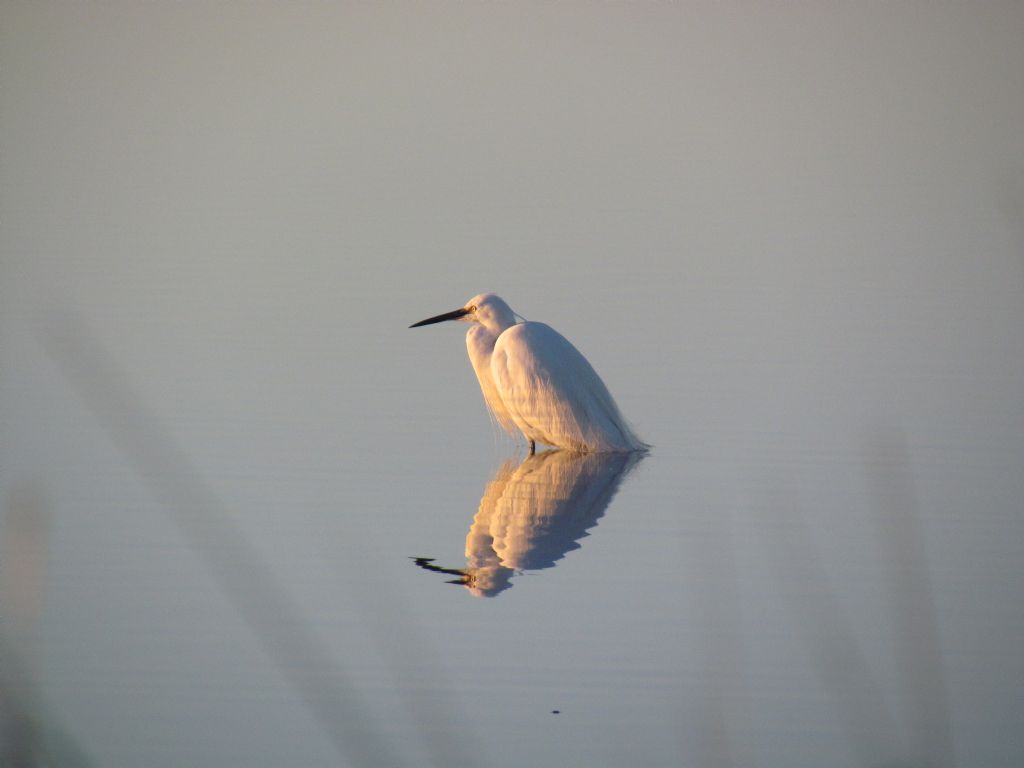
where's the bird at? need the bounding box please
[410,293,646,453]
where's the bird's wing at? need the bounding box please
[490,322,638,452]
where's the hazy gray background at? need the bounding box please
[2,3,1022,767]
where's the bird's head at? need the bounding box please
[409,293,518,334]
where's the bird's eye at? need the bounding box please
[469,305,477,312]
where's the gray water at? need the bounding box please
[2,3,1023,767]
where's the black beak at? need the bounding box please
[409,307,471,328]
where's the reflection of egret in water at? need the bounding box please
[414,450,643,597]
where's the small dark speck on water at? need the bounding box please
[551,710,560,714]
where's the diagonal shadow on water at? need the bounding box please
[37,311,410,767]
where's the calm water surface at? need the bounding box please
[3,3,1023,767]
[2,302,1021,767]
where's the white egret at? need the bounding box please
[410,293,647,453]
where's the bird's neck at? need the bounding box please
[481,310,518,336]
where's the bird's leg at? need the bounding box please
[528,440,536,455]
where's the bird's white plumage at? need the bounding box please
[412,293,646,453]
[491,323,640,452]
[465,322,517,434]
